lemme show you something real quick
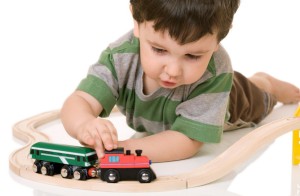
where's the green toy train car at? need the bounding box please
[30,142,98,180]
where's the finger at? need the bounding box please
[104,121,118,148]
[99,128,114,151]
[77,131,94,147]
[90,130,105,159]
[94,137,105,159]
[111,130,118,149]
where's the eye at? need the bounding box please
[151,47,166,54]
[185,54,201,60]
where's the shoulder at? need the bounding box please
[192,45,233,86]
[108,30,140,54]
[183,45,233,98]
[97,30,140,75]
[212,45,233,74]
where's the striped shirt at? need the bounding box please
[77,31,233,143]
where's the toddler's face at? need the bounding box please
[134,21,219,93]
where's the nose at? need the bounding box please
[164,60,182,77]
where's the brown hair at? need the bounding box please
[130,0,240,44]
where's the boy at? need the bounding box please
[61,0,300,162]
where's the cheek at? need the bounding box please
[140,44,153,64]
[187,54,213,81]
[184,69,204,84]
[183,62,208,84]
[140,46,162,73]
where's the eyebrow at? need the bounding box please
[189,49,209,55]
[148,40,165,49]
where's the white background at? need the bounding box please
[1,0,300,195]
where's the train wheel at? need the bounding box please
[41,162,55,176]
[60,165,73,179]
[74,168,87,181]
[104,169,120,183]
[137,169,152,183]
[32,160,42,173]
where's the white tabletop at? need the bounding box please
[7,104,300,196]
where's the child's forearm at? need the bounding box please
[60,91,102,139]
[118,130,203,162]
[61,91,118,159]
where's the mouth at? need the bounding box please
[161,80,177,88]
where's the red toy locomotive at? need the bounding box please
[99,148,156,183]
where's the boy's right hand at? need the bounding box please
[76,118,118,159]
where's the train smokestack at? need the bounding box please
[135,149,142,156]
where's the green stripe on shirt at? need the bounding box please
[77,75,116,117]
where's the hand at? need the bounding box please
[76,117,118,159]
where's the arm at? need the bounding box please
[61,91,202,162]
[60,90,118,158]
[119,130,203,162]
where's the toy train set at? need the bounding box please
[30,142,156,183]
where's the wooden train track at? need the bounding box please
[9,110,300,192]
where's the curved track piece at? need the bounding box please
[10,111,59,175]
[9,110,300,192]
[184,117,300,187]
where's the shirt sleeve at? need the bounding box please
[77,47,119,117]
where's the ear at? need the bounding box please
[130,5,140,38]
[133,20,140,38]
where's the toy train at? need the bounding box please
[29,142,156,183]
